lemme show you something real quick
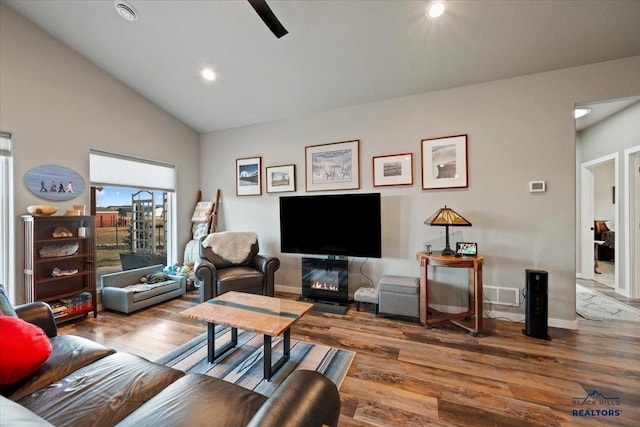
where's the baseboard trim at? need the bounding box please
[276,286,580,330]
[548,317,579,330]
[485,310,525,323]
[486,310,578,330]
[275,285,301,295]
[429,303,468,314]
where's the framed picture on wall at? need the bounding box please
[421,134,468,190]
[305,140,360,192]
[373,153,413,187]
[236,156,262,196]
[23,164,86,201]
[266,164,296,193]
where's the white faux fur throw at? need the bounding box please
[202,231,258,264]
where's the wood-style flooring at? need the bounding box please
[58,290,640,427]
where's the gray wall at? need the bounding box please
[2,1,639,324]
[580,102,640,161]
[200,56,640,327]
[0,5,200,303]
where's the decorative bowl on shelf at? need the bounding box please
[27,205,57,216]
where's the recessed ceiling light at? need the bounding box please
[427,1,446,19]
[574,107,591,119]
[201,68,216,82]
[114,0,138,22]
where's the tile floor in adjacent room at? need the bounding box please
[577,261,640,310]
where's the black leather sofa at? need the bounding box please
[1,302,341,427]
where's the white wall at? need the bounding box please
[0,5,200,303]
[201,56,640,326]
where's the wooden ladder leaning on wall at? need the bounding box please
[209,189,221,233]
[184,189,221,284]
[191,189,221,237]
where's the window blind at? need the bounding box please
[89,150,176,191]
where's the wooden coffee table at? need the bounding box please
[179,291,313,380]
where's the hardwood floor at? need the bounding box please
[58,290,640,426]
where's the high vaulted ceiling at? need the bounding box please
[3,0,640,133]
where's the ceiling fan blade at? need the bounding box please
[248,0,288,38]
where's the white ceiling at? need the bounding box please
[3,0,640,133]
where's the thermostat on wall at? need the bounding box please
[529,181,546,193]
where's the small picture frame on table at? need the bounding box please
[236,156,262,196]
[373,153,413,187]
[266,164,296,193]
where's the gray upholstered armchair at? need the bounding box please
[195,232,280,302]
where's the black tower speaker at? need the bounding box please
[522,269,551,340]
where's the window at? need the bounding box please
[94,187,168,270]
[0,131,15,302]
[89,150,176,272]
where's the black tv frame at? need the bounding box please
[279,192,382,259]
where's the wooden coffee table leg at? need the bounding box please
[263,328,291,381]
[207,323,238,363]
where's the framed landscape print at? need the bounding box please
[373,153,413,187]
[421,134,468,190]
[266,164,296,193]
[236,156,262,196]
[305,140,360,192]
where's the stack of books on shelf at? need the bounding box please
[61,292,92,314]
[50,301,68,319]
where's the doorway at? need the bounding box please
[579,155,619,291]
[576,97,640,310]
[624,147,640,298]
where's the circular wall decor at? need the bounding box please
[24,164,85,201]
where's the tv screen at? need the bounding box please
[279,193,382,258]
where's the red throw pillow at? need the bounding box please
[0,315,52,386]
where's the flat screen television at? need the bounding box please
[279,193,382,258]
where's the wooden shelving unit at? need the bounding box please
[23,215,97,323]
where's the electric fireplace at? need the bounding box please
[301,257,349,304]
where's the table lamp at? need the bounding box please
[424,206,471,256]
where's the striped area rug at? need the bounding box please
[155,326,355,396]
